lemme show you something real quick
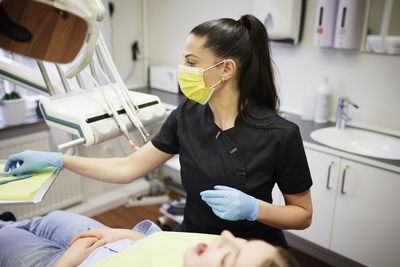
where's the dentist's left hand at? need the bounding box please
[4,150,63,175]
[200,185,259,221]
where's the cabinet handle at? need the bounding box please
[326,161,334,190]
[340,165,349,194]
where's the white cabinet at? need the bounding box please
[290,148,400,267]
[330,159,400,267]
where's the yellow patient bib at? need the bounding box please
[92,231,218,267]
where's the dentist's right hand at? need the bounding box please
[4,150,63,175]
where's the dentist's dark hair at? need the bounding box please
[190,14,279,128]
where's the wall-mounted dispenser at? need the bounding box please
[334,0,367,50]
[313,0,339,47]
[251,0,305,45]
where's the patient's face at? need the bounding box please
[183,230,277,267]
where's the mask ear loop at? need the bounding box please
[204,60,225,72]
[204,60,225,91]
[210,79,223,89]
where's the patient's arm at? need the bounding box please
[54,237,106,267]
[68,228,146,247]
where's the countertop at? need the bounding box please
[1,87,399,169]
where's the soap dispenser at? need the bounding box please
[333,0,367,50]
[314,77,332,123]
[313,0,339,47]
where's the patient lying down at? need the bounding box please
[0,211,299,267]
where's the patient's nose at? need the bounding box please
[221,230,235,242]
[221,230,246,247]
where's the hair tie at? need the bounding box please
[238,16,251,31]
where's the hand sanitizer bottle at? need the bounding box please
[313,77,332,123]
[301,81,316,121]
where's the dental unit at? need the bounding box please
[0,0,166,150]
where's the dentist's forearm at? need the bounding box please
[257,200,312,230]
[62,155,136,183]
[61,142,173,184]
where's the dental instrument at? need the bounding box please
[92,58,148,144]
[87,67,136,149]
[0,174,33,185]
[94,35,150,141]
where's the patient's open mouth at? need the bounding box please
[196,243,208,256]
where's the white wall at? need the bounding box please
[144,0,400,135]
[111,0,147,88]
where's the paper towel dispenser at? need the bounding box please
[251,0,305,45]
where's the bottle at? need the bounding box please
[301,81,316,121]
[313,77,332,123]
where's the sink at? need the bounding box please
[310,127,400,160]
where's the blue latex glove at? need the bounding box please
[200,185,259,221]
[4,150,63,175]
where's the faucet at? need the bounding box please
[335,97,359,130]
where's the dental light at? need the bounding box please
[0,0,166,150]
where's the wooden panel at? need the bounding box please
[18,1,55,59]
[0,0,87,63]
[45,11,87,62]
[0,0,28,49]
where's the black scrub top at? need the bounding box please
[151,99,312,247]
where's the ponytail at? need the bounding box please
[191,14,279,128]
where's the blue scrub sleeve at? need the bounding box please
[275,125,313,194]
[151,108,180,154]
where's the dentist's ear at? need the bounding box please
[221,59,236,82]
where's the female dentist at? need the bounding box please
[4,14,312,248]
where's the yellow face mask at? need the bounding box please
[178,61,224,104]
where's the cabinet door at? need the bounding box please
[288,148,340,248]
[331,159,400,267]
